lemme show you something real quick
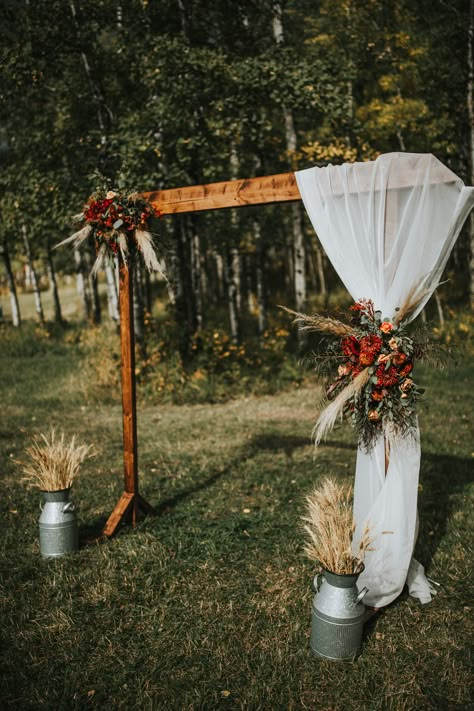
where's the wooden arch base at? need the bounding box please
[102,259,156,537]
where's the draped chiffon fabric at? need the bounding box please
[296,153,474,607]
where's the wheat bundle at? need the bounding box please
[302,477,374,574]
[20,429,94,492]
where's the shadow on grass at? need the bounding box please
[417,451,473,569]
[244,434,357,458]
[153,467,229,516]
[79,515,109,544]
[246,433,311,458]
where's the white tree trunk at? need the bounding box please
[215,252,225,300]
[46,247,63,325]
[85,247,101,324]
[292,203,306,312]
[434,291,445,326]
[226,247,240,344]
[22,226,44,324]
[314,243,327,297]
[253,219,267,336]
[74,248,92,320]
[105,262,120,322]
[190,225,203,329]
[272,5,306,313]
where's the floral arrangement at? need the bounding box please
[283,293,448,451]
[56,189,163,276]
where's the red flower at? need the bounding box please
[350,299,374,318]
[84,198,114,223]
[342,336,360,358]
[400,362,413,377]
[359,334,383,365]
[376,364,400,387]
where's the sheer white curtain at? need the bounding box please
[296,153,474,608]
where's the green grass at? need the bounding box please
[0,329,473,710]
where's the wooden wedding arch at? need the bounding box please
[102,160,454,536]
[103,171,302,536]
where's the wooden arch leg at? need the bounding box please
[102,258,155,537]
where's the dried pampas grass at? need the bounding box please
[302,477,374,575]
[20,429,94,492]
[135,229,166,277]
[394,276,446,326]
[54,224,92,251]
[279,305,356,337]
[312,368,370,448]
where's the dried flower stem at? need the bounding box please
[278,305,356,337]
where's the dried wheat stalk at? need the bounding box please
[302,477,374,574]
[20,429,94,491]
[279,305,356,337]
[394,277,445,325]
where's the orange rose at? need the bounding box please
[380,321,393,333]
[400,378,413,392]
[368,409,380,421]
[371,390,384,401]
[338,363,352,376]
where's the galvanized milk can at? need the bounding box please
[39,489,79,558]
[310,567,368,661]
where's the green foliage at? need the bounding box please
[79,319,304,405]
[1,0,471,299]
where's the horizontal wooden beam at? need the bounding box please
[142,172,301,215]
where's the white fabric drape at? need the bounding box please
[296,153,474,608]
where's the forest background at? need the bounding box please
[1,0,474,400]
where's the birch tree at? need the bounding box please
[1,240,21,328]
[22,226,45,325]
[272,2,306,315]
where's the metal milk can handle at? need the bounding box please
[355,586,369,604]
[62,502,75,513]
[313,573,325,593]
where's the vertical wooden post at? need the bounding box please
[102,257,155,537]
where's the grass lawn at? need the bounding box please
[0,330,472,710]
